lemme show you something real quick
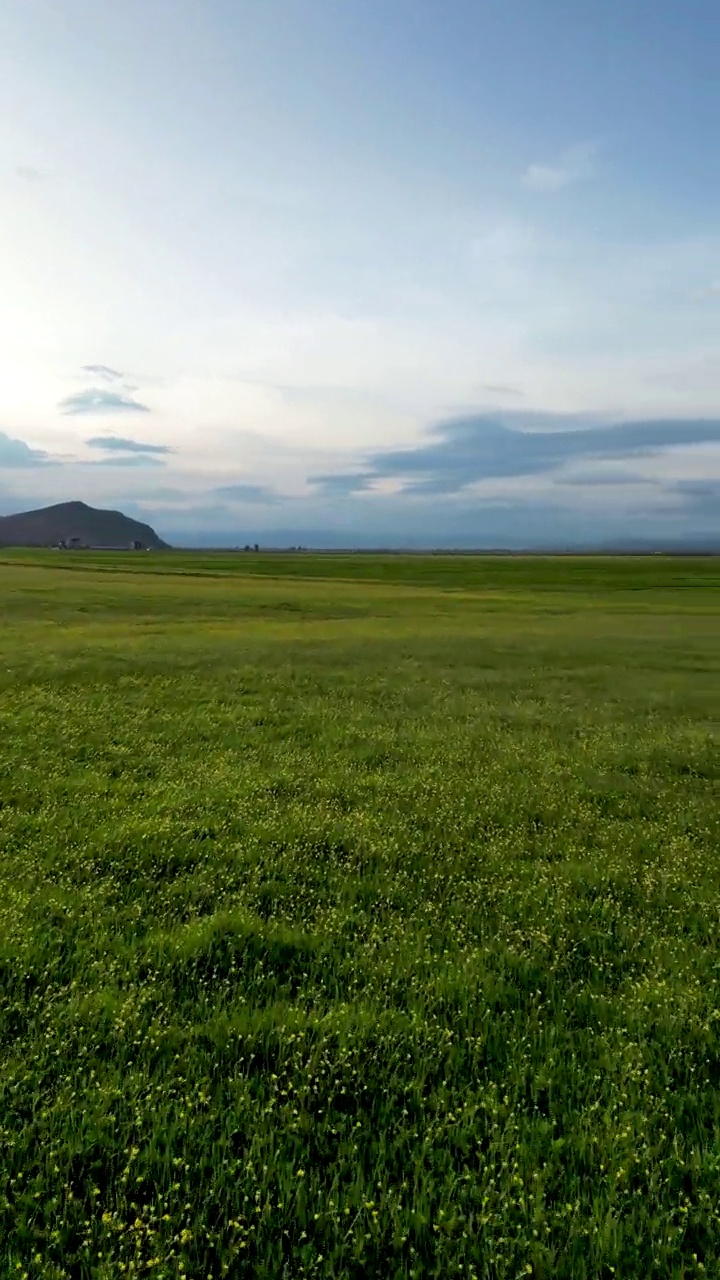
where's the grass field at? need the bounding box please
[0,552,718,1279]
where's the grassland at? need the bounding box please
[0,551,718,1279]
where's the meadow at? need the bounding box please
[0,551,718,1279]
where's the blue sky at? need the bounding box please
[1,0,719,544]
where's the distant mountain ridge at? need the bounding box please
[0,501,169,549]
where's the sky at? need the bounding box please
[1,0,719,546]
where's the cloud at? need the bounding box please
[309,473,374,496]
[0,431,50,468]
[59,388,151,415]
[319,414,720,497]
[555,466,653,487]
[85,436,171,455]
[480,384,525,398]
[83,454,167,468]
[15,165,43,182]
[120,487,189,502]
[522,144,596,192]
[212,483,280,504]
[80,365,124,382]
[671,480,720,519]
[112,486,188,501]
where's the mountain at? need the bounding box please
[0,501,170,549]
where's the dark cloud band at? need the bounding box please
[313,414,720,496]
[86,436,171,455]
[60,388,150,415]
[0,432,50,468]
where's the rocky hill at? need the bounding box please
[0,501,170,549]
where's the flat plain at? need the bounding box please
[0,551,718,1279]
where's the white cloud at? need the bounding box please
[522,144,596,192]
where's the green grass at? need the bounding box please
[0,553,718,1279]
